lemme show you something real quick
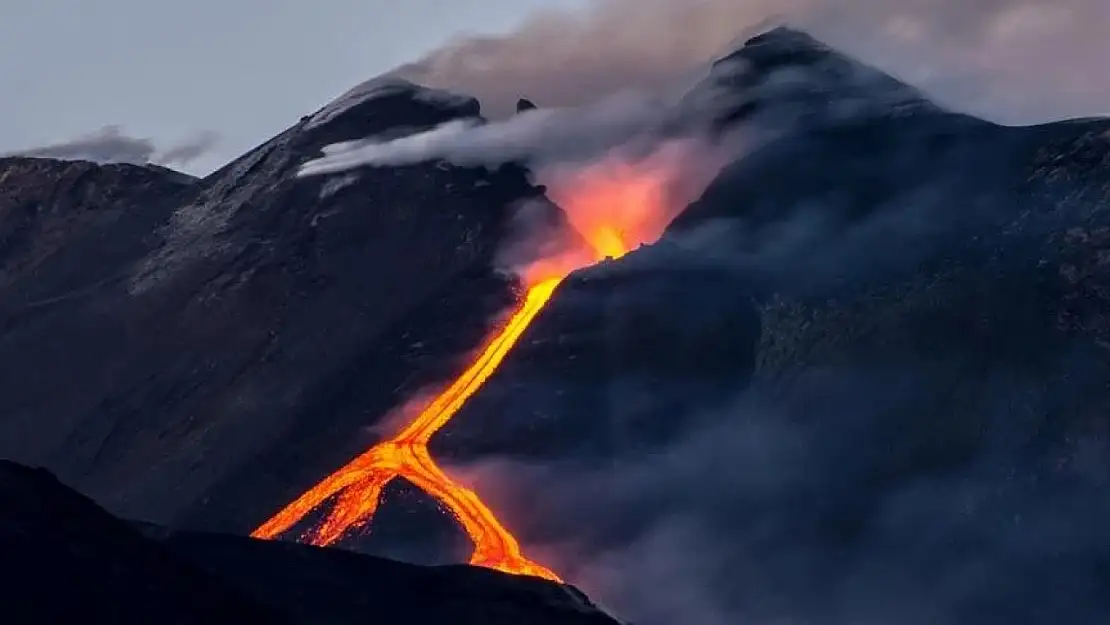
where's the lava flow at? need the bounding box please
[253,145,698,583]
[252,277,568,580]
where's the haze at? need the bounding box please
[3,0,1109,174]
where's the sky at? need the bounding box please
[3,0,1110,175]
[0,0,587,174]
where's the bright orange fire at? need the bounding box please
[252,278,565,580]
[253,143,706,583]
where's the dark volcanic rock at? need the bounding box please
[154,531,617,625]
[0,460,283,625]
[0,157,195,289]
[688,26,950,135]
[0,80,540,534]
[516,98,538,113]
[436,257,760,462]
[632,28,1110,625]
[0,459,619,625]
[292,77,482,147]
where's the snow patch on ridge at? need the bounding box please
[305,77,475,130]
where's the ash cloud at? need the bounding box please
[298,91,681,175]
[393,0,1110,123]
[11,125,219,168]
[297,0,1110,194]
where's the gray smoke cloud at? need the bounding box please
[11,125,219,168]
[393,0,1110,123]
[298,0,1110,188]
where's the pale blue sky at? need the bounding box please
[0,0,586,172]
[4,1,1110,175]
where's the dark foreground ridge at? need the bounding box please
[0,459,617,625]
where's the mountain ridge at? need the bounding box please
[0,458,619,625]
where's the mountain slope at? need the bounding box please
[0,157,195,292]
[0,460,284,625]
[301,27,1110,623]
[572,28,1110,624]
[0,81,542,532]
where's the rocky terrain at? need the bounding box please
[0,79,540,534]
[1,25,1108,625]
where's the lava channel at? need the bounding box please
[252,277,567,581]
[253,149,687,583]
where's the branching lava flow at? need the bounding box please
[253,150,691,583]
[252,277,568,581]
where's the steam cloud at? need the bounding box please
[297,0,1110,206]
[298,91,683,175]
[10,125,219,167]
[393,0,1110,123]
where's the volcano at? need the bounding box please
[2,26,1109,625]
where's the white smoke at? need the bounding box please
[298,91,678,175]
[297,0,1110,182]
[9,125,219,168]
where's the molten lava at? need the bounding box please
[254,143,708,583]
[252,278,566,580]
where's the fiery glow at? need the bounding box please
[520,140,708,284]
[254,142,708,583]
[252,278,565,580]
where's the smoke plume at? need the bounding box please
[298,91,678,175]
[10,125,219,168]
[393,0,1110,123]
[296,0,1110,251]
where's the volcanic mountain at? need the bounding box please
[1,26,1109,625]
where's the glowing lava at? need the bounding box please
[252,278,567,581]
[253,143,707,583]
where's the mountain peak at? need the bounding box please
[716,26,832,66]
[694,26,943,130]
[302,76,481,136]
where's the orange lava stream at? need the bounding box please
[252,278,567,581]
[252,149,687,584]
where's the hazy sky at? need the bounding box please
[4,1,1109,175]
[0,0,586,173]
